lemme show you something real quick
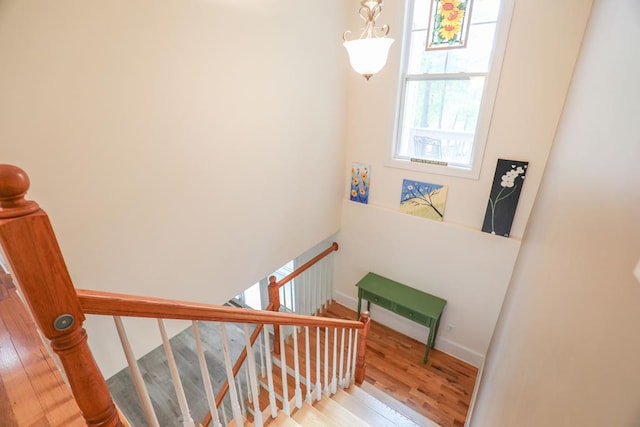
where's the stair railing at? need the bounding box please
[77,289,370,426]
[268,241,339,354]
[0,164,371,427]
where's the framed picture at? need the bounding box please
[482,159,528,237]
[425,0,474,51]
[400,179,448,221]
[350,163,370,204]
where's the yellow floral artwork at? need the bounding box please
[350,163,370,204]
[426,0,473,50]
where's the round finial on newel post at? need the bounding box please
[0,164,40,219]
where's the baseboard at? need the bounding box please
[334,291,484,368]
[464,360,485,427]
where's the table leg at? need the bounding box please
[356,296,362,319]
[423,340,430,363]
[432,316,442,348]
[424,318,435,364]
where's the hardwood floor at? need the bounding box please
[0,272,84,426]
[107,320,257,426]
[320,302,478,427]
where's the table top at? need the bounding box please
[355,272,446,318]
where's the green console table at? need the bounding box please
[355,272,447,363]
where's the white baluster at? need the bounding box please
[192,321,222,427]
[321,257,328,309]
[308,266,314,315]
[345,328,353,388]
[281,285,287,312]
[289,279,298,313]
[324,327,329,396]
[352,330,359,384]
[243,324,263,427]
[315,326,321,401]
[304,326,312,404]
[292,328,302,408]
[259,333,266,378]
[221,399,228,426]
[263,327,278,418]
[301,272,307,316]
[236,375,245,415]
[331,327,338,394]
[315,265,321,314]
[330,252,336,305]
[316,264,323,312]
[157,319,195,427]
[245,364,252,405]
[279,325,291,415]
[114,317,160,427]
[338,328,345,388]
[220,322,244,425]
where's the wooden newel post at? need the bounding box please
[0,165,123,427]
[354,311,371,385]
[267,275,281,355]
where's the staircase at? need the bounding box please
[0,164,448,427]
[237,322,430,427]
[253,385,423,426]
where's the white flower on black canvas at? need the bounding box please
[489,164,527,234]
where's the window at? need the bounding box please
[392,0,511,178]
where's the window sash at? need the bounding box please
[390,0,514,179]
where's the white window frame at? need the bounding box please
[387,0,515,179]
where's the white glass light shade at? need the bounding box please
[343,37,394,79]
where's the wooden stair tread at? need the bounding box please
[291,401,336,426]
[313,394,369,427]
[263,409,301,426]
[357,381,440,427]
[335,388,421,427]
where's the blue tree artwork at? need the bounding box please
[400,179,448,221]
[482,159,528,237]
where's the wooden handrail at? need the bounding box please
[77,289,363,329]
[79,288,370,425]
[0,165,123,427]
[269,242,339,291]
[268,242,339,354]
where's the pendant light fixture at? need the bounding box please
[343,0,394,80]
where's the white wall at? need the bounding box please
[0,0,348,377]
[471,0,640,424]
[335,0,592,365]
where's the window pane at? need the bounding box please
[471,0,501,22]
[412,0,501,30]
[408,23,497,74]
[396,77,485,166]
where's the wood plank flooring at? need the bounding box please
[107,320,257,426]
[0,272,85,426]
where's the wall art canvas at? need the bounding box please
[482,159,528,237]
[400,179,448,221]
[350,163,370,204]
[426,0,474,50]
